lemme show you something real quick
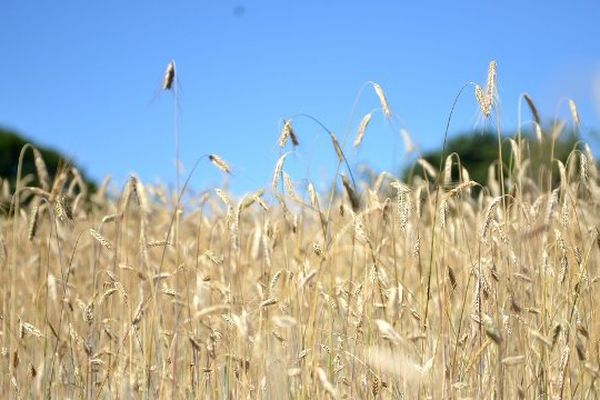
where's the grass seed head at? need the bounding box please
[209,154,231,174]
[568,98,580,127]
[28,204,39,241]
[372,82,392,118]
[163,60,175,90]
[353,112,372,148]
[523,93,541,125]
[475,85,490,118]
[279,119,299,147]
[90,228,112,250]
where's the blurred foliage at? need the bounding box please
[0,126,96,192]
[404,125,581,191]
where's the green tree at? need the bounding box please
[404,125,580,191]
[0,127,96,193]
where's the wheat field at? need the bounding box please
[1,63,599,399]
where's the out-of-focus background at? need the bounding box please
[1,1,599,193]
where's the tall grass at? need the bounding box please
[0,64,598,399]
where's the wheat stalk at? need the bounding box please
[278,119,299,147]
[209,154,232,174]
[163,60,176,90]
[28,204,39,241]
[475,60,498,118]
[568,99,580,127]
[353,112,372,148]
[523,93,541,125]
[90,228,112,250]
[272,153,289,192]
[372,82,392,118]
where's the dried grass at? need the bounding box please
[2,64,598,400]
[162,60,175,90]
[209,154,232,174]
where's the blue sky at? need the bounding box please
[1,1,599,194]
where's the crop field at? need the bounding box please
[1,61,599,399]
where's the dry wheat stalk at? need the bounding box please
[260,298,278,308]
[475,85,491,118]
[317,367,339,399]
[307,182,319,209]
[375,319,403,345]
[447,181,477,198]
[102,213,120,224]
[523,93,541,126]
[475,60,497,118]
[4,62,600,399]
[486,60,497,104]
[209,154,231,174]
[502,355,525,366]
[254,193,269,211]
[270,270,282,291]
[278,119,299,147]
[54,194,73,224]
[557,345,570,398]
[33,148,50,190]
[272,153,288,192]
[147,240,172,247]
[283,171,297,200]
[163,60,176,90]
[480,196,502,240]
[580,152,588,183]
[401,128,416,153]
[372,82,392,118]
[509,138,521,169]
[353,112,372,148]
[342,175,360,212]
[90,229,112,250]
[20,321,44,339]
[118,177,134,213]
[438,200,448,230]
[132,299,145,325]
[352,210,368,244]
[417,158,437,179]
[28,204,39,241]
[534,121,543,142]
[443,155,453,185]
[330,133,344,162]
[568,99,580,127]
[482,314,502,344]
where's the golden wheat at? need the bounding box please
[208,154,231,174]
[2,66,599,400]
[162,60,175,90]
[372,82,392,118]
